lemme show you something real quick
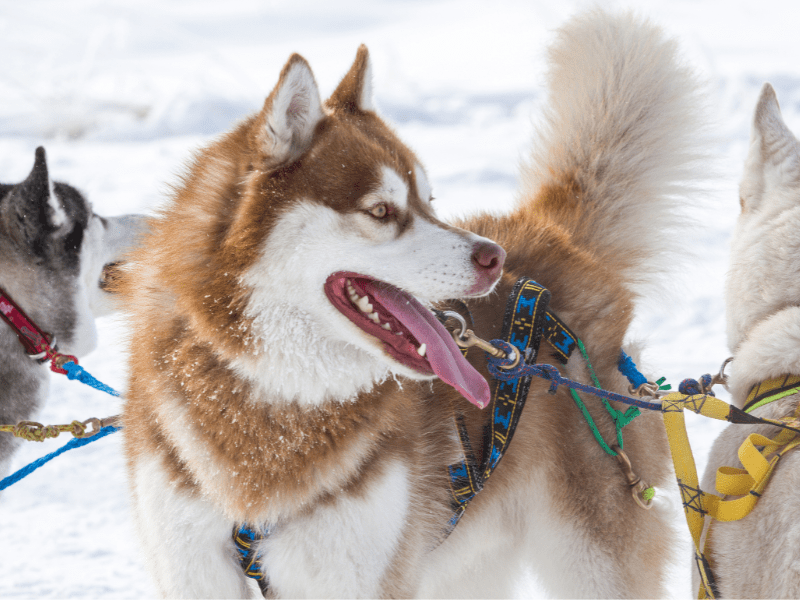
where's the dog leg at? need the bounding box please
[131,456,252,599]
[419,534,523,598]
[525,502,675,598]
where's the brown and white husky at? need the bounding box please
[121,9,707,598]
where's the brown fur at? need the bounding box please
[443,192,675,591]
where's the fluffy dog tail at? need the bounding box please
[517,9,707,296]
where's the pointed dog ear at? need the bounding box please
[1,146,67,248]
[740,83,800,212]
[255,54,324,167]
[327,45,375,114]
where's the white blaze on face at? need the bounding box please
[62,212,147,358]
[362,166,409,213]
[47,180,66,228]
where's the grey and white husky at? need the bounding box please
[0,147,145,478]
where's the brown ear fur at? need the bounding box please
[327,44,373,113]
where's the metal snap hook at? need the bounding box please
[439,310,520,369]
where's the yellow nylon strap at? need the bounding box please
[661,391,733,420]
[660,391,800,598]
[744,374,800,412]
[661,395,716,599]
[707,431,800,522]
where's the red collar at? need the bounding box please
[0,287,78,374]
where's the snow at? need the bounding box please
[1,0,798,596]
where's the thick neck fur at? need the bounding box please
[727,306,800,406]
[230,300,391,406]
[127,313,426,523]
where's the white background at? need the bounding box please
[1,0,799,596]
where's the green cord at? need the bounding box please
[571,338,641,456]
[656,376,672,391]
[572,339,656,502]
[576,339,602,388]
[568,388,616,455]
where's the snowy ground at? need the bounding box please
[1,0,799,597]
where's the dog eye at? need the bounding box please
[369,203,390,219]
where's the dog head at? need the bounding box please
[727,83,800,352]
[0,147,147,358]
[176,47,505,407]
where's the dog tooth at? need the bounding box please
[368,311,380,323]
[382,322,392,331]
[417,343,427,357]
[395,331,403,336]
[356,296,373,313]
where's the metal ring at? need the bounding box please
[628,381,661,398]
[440,310,468,340]
[498,347,522,370]
[714,357,733,389]
[79,417,102,438]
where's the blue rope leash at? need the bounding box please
[0,361,122,492]
[62,361,121,397]
[0,425,120,491]
[486,340,663,412]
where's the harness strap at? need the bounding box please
[0,286,78,374]
[661,389,800,599]
[743,374,800,413]
[0,286,49,356]
[233,524,271,596]
[660,393,717,599]
[708,429,800,522]
[444,278,566,535]
[481,278,552,478]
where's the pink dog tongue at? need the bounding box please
[367,283,491,409]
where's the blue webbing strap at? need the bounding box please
[444,278,554,536]
[233,524,271,595]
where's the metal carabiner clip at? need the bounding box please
[439,310,521,370]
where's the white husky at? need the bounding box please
[697,83,800,597]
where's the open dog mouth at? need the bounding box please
[324,271,490,408]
